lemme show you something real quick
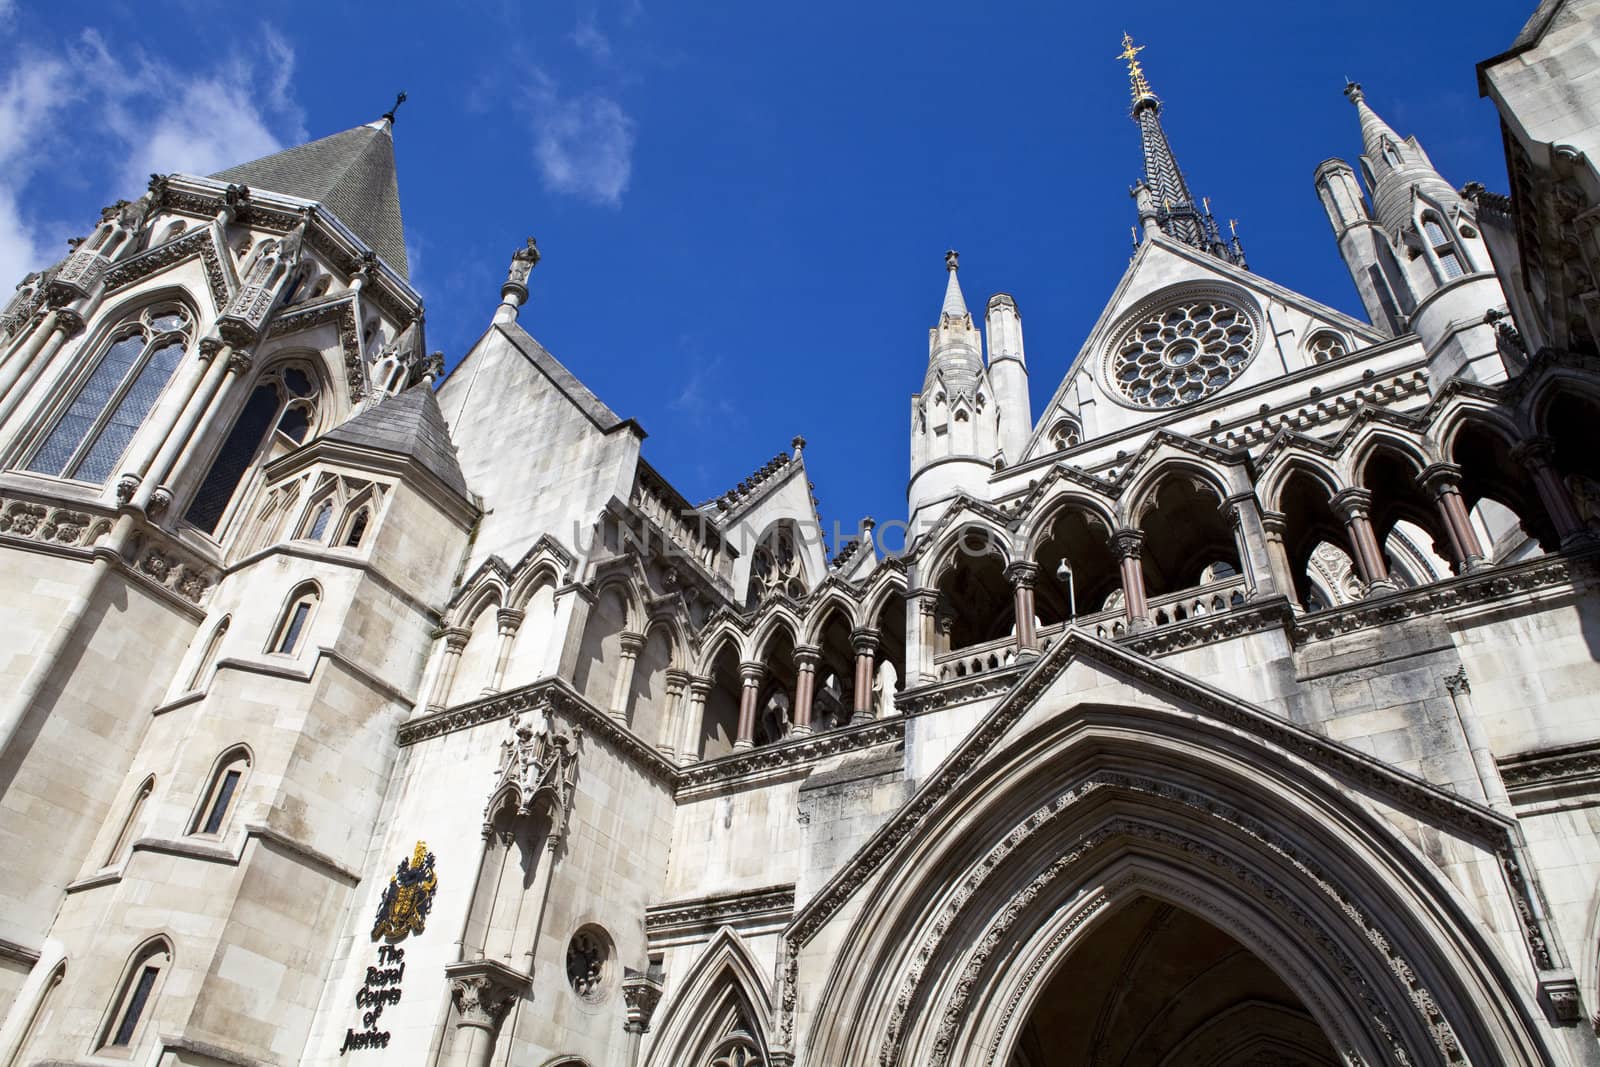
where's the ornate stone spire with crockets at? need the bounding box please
[1119,33,1247,268]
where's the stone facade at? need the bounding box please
[3,6,1600,1066]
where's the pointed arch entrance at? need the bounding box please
[793,637,1557,1067]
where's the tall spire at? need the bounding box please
[1342,81,1462,239]
[1119,34,1246,268]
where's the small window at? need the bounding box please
[343,507,370,547]
[1438,250,1464,279]
[187,616,229,691]
[190,748,250,836]
[279,601,311,653]
[272,583,319,655]
[99,939,171,1052]
[306,500,333,541]
[105,775,154,866]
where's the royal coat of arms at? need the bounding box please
[372,840,438,942]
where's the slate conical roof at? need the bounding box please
[321,384,470,500]
[211,119,409,278]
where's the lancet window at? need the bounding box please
[185,362,320,534]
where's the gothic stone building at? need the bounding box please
[2,4,1600,1066]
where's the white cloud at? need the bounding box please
[571,16,612,64]
[0,24,303,284]
[0,50,74,283]
[120,78,286,194]
[533,90,636,207]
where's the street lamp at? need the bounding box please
[1056,558,1076,625]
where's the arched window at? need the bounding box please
[26,305,191,484]
[744,523,806,608]
[1421,214,1465,280]
[12,959,65,1064]
[305,500,333,541]
[184,362,320,534]
[342,506,370,547]
[272,584,319,655]
[105,775,154,866]
[98,938,171,1051]
[186,615,229,691]
[190,748,250,836]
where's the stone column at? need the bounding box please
[485,608,525,694]
[151,347,254,519]
[659,669,689,758]
[1513,437,1588,547]
[735,662,766,748]
[792,644,821,736]
[0,307,83,432]
[910,589,940,685]
[1259,510,1301,609]
[1224,492,1278,599]
[608,632,646,723]
[850,629,879,723]
[129,341,243,514]
[442,960,529,1067]
[1419,463,1486,572]
[427,627,472,712]
[1329,488,1396,593]
[0,306,59,368]
[1005,561,1040,652]
[1111,529,1149,627]
[679,677,711,764]
[621,971,664,1067]
[1444,668,1512,816]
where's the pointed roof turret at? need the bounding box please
[1118,34,1246,268]
[211,118,409,278]
[1342,81,1463,239]
[940,248,971,322]
[322,384,469,500]
[925,250,984,399]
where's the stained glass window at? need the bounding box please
[27,306,194,484]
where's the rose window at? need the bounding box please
[1108,298,1257,408]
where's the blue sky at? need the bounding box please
[0,1,1533,540]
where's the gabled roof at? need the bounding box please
[321,384,470,500]
[211,120,409,278]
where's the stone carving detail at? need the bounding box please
[446,964,523,1029]
[102,226,231,309]
[125,532,217,605]
[265,295,367,400]
[486,707,581,847]
[566,926,609,1001]
[622,968,664,1033]
[503,236,540,297]
[0,498,96,548]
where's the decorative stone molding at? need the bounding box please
[674,718,904,800]
[621,970,664,1034]
[265,295,366,400]
[1290,554,1579,643]
[1500,740,1600,796]
[102,225,231,308]
[896,666,1025,716]
[645,884,796,940]
[1122,597,1292,656]
[444,958,528,1031]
